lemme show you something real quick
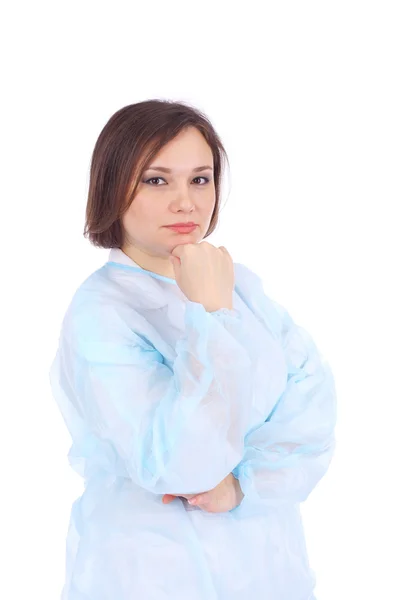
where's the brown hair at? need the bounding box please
[83,99,230,248]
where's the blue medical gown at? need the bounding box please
[49,248,337,600]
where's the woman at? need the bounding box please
[49,99,337,599]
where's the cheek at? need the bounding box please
[208,189,217,209]
[205,196,217,217]
[125,198,152,221]
[122,206,136,228]
[198,191,216,213]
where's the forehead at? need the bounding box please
[148,128,213,170]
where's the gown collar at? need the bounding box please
[107,248,177,285]
[108,248,140,268]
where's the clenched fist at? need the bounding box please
[169,241,234,312]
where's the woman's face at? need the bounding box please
[121,126,216,263]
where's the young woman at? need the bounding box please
[50,98,337,599]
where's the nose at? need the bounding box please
[172,183,195,211]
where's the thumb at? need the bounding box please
[169,255,180,268]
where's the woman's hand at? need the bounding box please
[162,473,244,513]
[169,241,234,312]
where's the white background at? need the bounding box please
[1,1,399,599]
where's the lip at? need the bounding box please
[166,222,197,227]
[165,224,198,233]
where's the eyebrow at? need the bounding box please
[144,165,214,173]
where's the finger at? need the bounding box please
[188,494,208,506]
[162,494,176,504]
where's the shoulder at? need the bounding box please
[234,262,279,305]
[63,266,120,325]
[233,260,287,314]
[65,261,152,321]
[233,261,293,338]
[234,261,264,289]
[60,266,151,353]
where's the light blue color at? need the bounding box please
[49,248,336,599]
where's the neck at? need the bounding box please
[120,244,176,280]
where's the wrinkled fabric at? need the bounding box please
[49,247,336,600]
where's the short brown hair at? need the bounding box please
[83,99,230,248]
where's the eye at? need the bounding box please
[192,176,210,185]
[142,176,210,186]
[143,177,166,186]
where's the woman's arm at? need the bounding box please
[50,297,254,496]
[231,264,337,510]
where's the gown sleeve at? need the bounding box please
[231,265,337,509]
[50,297,254,496]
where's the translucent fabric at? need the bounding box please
[49,247,336,600]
